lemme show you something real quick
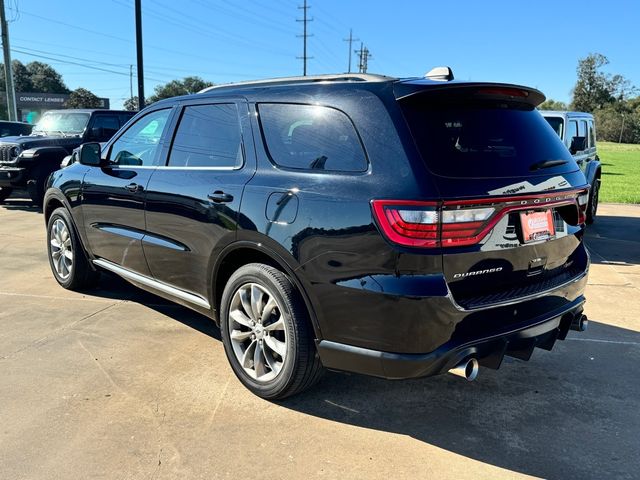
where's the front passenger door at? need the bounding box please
[82,107,174,275]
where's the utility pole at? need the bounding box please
[343,28,359,73]
[0,0,17,121]
[134,0,145,109]
[296,0,313,76]
[355,43,372,74]
[129,64,133,101]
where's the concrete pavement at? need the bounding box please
[0,199,638,480]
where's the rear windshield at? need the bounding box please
[400,98,575,178]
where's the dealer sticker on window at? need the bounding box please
[520,210,555,243]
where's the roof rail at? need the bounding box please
[198,73,396,93]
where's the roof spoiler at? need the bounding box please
[394,81,546,107]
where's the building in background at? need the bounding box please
[2,92,110,124]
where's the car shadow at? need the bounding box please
[585,214,640,265]
[281,320,639,479]
[88,272,221,341]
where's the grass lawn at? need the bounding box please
[597,142,640,204]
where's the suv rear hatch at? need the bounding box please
[375,82,589,309]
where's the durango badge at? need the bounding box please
[454,267,503,279]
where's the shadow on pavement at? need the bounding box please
[282,320,639,479]
[89,272,221,341]
[585,215,640,265]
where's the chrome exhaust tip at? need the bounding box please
[571,314,588,332]
[449,358,479,381]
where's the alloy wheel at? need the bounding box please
[50,218,73,280]
[228,282,288,382]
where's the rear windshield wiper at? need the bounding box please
[529,159,568,171]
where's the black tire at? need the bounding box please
[586,177,600,225]
[47,207,100,290]
[220,263,324,399]
[0,187,12,203]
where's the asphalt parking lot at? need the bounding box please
[0,198,638,480]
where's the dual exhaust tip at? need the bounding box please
[449,357,479,382]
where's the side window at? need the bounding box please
[588,120,595,148]
[109,108,171,166]
[168,104,243,168]
[566,120,578,147]
[119,113,136,128]
[258,103,368,172]
[91,115,120,141]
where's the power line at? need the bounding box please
[10,48,165,83]
[296,0,313,76]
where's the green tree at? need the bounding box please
[0,60,33,92]
[123,96,139,111]
[26,61,69,94]
[66,88,102,109]
[147,76,213,103]
[570,53,633,112]
[538,99,568,111]
[11,60,33,92]
[594,101,640,144]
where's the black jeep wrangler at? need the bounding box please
[0,109,135,205]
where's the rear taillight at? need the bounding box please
[371,200,439,247]
[577,191,589,224]
[372,188,589,248]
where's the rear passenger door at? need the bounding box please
[143,99,256,300]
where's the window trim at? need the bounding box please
[163,102,246,171]
[105,107,174,168]
[256,102,370,175]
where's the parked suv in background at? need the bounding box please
[44,71,590,399]
[541,111,601,223]
[0,109,135,205]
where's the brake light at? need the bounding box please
[371,200,439,247]
[372,188,588,248]
[476,87,529,98]
[577,191,589,224]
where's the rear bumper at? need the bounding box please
[317,297,585,379]
[0,166,26,187]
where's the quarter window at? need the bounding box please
[109,108,171,166]
[168,104,243,168]
[258,103,367,172]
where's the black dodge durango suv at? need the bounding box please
[44,71,590,399]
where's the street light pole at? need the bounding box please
[0,0,17,121]
[135,0,145,110]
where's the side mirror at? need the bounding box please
[78,142,103,166]
[569,136,586,154]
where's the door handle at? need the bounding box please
[208,191,234,203]
[125,182,143,193]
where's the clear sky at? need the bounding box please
[5,0,639,109]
